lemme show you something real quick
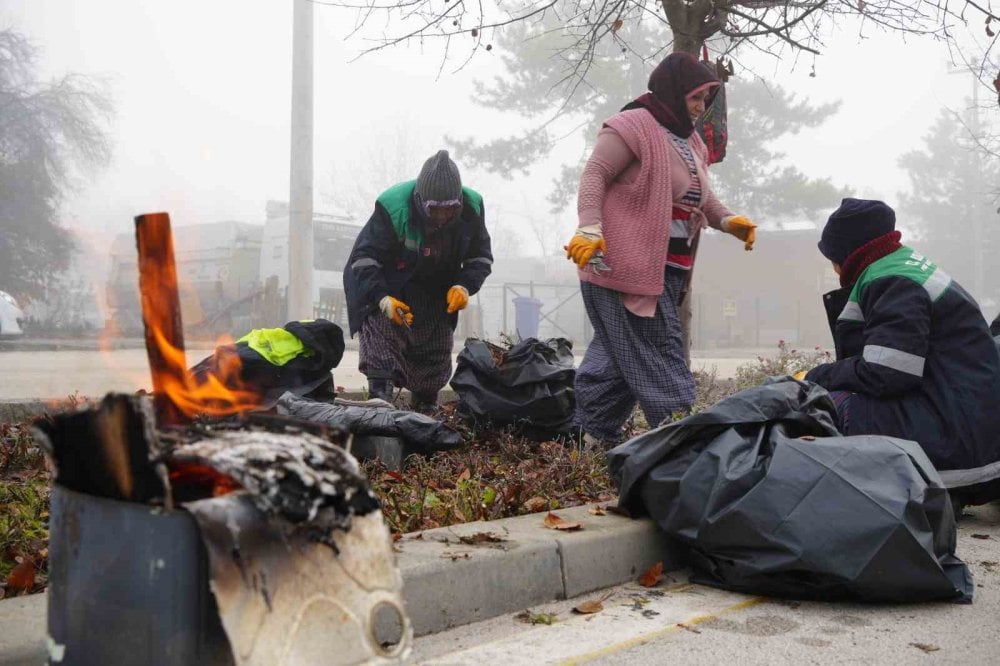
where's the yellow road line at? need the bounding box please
[557,596,767,666]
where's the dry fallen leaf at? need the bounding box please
[515,610,558,625]
[573,599,604,614]
[910,643,940,653]
[589,505,607,516]
[677,622,702,634]
[544,512,584,531]
[440,551,471,561]
[606,505,631,518]
[459,531,505,545]
[457,468,471,482]
[5,558,36,595]
[639,562,664,587]
[524,497,549,513]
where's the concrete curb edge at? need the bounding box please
[0,502,677,663]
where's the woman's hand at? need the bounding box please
[564,225,606,269]
[722,216,757,251]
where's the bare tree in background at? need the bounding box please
[485,205,527,259]
[323,122,431,219]
[0,28,113,303]
[328,0,998,72]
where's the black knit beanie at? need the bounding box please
[414,150,462,205]
[818,198,897,264]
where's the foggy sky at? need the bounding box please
[6,0,989,246]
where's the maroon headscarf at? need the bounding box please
[623,52,719,138]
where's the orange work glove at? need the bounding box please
[446,285,469,314]
[722,215,757,251]
[379,295,413,326]
[564,225,606,269]
[792,370,808,381]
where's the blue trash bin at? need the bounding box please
[512,296,543,340]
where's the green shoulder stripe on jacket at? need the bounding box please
[376,181,484,251]
[376,180,422,251]
[849,246,953,304]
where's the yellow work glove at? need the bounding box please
[446,285,469,314]
[379,295,413,327]
[792,370,808,381]
[564,225,606,270]
[722,215,757,251]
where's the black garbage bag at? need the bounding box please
[609,378,973,603]
[276,393,462,454]
[450,337,575,439]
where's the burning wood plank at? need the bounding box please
[134,212,261,424]
[135,212,187,427]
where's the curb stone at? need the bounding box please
[0,502,678,661]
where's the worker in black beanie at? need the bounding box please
[802,197,1000,508]
[344,150,493,413]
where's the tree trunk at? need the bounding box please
[661,0,717,55]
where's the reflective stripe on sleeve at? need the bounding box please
[862,344,925,376]
[351,258,382,270]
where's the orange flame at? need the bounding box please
[150,326,261,418]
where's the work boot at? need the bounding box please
[410,391,438,415]
[368,378,394,403]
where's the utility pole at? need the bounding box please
[288,0,314,320]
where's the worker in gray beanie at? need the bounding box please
[344,149,493,413]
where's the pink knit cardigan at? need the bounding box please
[577,108,730,296]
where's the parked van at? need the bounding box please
[259,200,362,322]
[0,290,25,338]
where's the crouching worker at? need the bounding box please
[190,318,345,407]
[803,198,1000,506]
[344,149,493,412]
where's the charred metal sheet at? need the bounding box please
[185,492,411,665]
[47,484,232,666]
[33,394,169,505]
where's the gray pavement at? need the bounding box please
[413,503,1000,665]
[0,503,675,664]
[2,502,997,664]
[0,347,755,401]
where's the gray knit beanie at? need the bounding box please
[414,150,463,206]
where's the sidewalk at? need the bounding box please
[3,502,998,664]
[0,502,678,664]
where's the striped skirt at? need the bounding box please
[574,269,696,441]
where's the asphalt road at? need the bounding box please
[412,503,1000,665]
[0,348,754,400]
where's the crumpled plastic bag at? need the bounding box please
[276,393,462,454]
[609,378,973,603]
[450,337,575,439]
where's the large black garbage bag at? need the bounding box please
[276,393,462,454]
[450,337,575,438]
[609,378,973,603]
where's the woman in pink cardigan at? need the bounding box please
[564,52,757,445]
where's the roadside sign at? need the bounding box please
[723,299,737,318]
